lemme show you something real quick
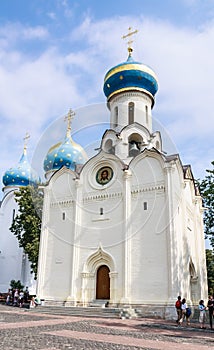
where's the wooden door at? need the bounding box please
[96,265,110,299]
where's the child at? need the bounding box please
[198,300,206,329]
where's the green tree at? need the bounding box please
[206,249,214,295]
[10,185,43,279]
[199,161,214,248]
[10,279,24,291]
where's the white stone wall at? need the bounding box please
[109,92,153,132]
[37,144,207,312]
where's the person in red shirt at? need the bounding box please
[175,296,182,323]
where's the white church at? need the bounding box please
[0,31,208,317]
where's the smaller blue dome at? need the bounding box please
[103,54,158,103]
[3,151,40,187]
[43,135,88,173]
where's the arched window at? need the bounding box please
[189,258,197,279]
[113,106,118,128]
[156,141,160,150]
[104,140,115,154]
[128,102,134,124]
[12,209,16,223]
[145,105,148,124]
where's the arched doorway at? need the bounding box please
[96,265,110,299]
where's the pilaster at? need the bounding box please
[37,186,51,297]
[67,179,82,304]
[164,163,178,303]
[121,169,132,303]
[109,271,118,305]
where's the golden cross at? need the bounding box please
[23,132,30,152]
[64,108,75,137]
[122,27,138,54]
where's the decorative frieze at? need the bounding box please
[50,184,165,206]
[131,183,165,196]
[83,191,123,203]
[50,199,74,208]
[111,91,151,103]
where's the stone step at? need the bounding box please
[28,305,122,318]
[89,299,109,307]
[28,304,203,321]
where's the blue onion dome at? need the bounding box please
[3,147,40,187]
[43,109,88,173]
[103,47,158,104]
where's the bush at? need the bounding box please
[10,280,24,290]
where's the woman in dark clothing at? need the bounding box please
[207,295,214,329]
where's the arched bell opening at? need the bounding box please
[128,133,143,157]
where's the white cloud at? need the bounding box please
[47,12,57,20]
[0,49,84,124]
[71,15,214,178]
[0,23,49,50]
[155,25,214,126]
[60,0,75,19]
[0,14,213,194]
[22,26,49,40]
[70,15,214,136]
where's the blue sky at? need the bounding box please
[0,0,214,196]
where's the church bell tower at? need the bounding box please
[102,27,160,161]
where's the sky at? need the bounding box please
[0,0,214,198]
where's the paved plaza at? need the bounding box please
[0,304,213,349]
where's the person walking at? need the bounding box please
[175,296,182,323]
[207,295,214,330]
[19,290,24,308]
[24,286,29,303]
[178,298,190,326]
[198,300,206,329]
[13,288,19,307]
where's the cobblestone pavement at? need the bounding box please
[0,304,213,349]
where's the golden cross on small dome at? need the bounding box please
[23,132,30,154]
[64,108,75,137]
[122,26,138,55]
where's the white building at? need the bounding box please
[36,42,208,318]
[0,142,38,294]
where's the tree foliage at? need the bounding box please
[10,279,24,291]
[199,161,214,248]
[10,186,43,279]
[206,249,214,295]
